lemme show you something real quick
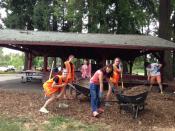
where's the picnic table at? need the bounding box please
[21,70,43,83]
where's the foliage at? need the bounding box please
[0,48,24,70]
[0,117,23,131]
[43,116,107,131]
[33,0,51,30]
[1,0,159,34]
[1,0,36,30]
[132,56,145,75]
[32,56,44,68]
[65,0,84,32]
[87,0,158,34]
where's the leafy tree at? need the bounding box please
[65,0,84,32]
[8,53,24,70]
[0,48,3,57]
[33,57,44,68]
[33,0,51,30]
[0,48,24,70]
[2,0,36,30]
[86,0,158,34]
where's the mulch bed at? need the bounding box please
[0,88,175,130]
[122,85,148,96]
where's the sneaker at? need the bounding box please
[92,111,99,117]
[39,107,49,113]
[58,103,69,108]
[105,102,111,107]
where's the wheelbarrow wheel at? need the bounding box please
[138,105,144,111]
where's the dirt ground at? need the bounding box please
[0,76,175,131]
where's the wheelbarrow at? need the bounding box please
[69,79,109,98]
[73,83,90,98]
[68,83,90,98]
[116,90,148,119]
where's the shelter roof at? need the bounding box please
[0,29,174,50]
[0,29,174,60]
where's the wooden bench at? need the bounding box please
[120,74,168,88]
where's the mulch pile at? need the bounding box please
[0,88,175,130]
[122,85,148,96]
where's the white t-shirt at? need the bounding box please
[146,63,161,76]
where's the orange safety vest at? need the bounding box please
[110,65,120,84]
[64,61,75,82]
[43,75,63,97]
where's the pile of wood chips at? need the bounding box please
[122,85,149,96]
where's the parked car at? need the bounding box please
[7,66,16,71]
[0,67,8,72]
[0,66,16,72]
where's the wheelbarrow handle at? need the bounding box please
[67,83,82,94]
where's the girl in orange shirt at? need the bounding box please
[63,55,75,99]
[39,69,68,113]
[105,58,122,106]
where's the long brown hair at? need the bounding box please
[100,64,113,78]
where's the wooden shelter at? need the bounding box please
[0,29,175,72]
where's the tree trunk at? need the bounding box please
[159,0,173,81]
[173,51,175,77]
[52,15,58,31]
[52,0,58,31]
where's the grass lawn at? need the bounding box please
[0,117,24,131]
[0,71,17,74]
[43,116,104,131]
[0,116,104,131]
[132,68,144,75]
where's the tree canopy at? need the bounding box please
[0,0,161,34]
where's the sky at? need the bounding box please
[0,8,6,27]
[2,48,23,55]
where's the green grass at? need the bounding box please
[132,68,144,75]
[0,117,24,131]
[0,116,110,131]
[0,71,17,74]
[43,116,109,131]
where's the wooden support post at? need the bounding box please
[44,56,48,72]
[144,55,147,76]
[24,52,28,70]
[28,53,33,70]
[129,61,133,75]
